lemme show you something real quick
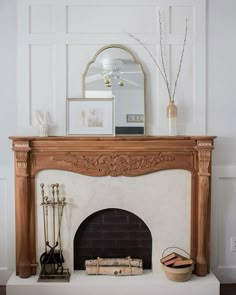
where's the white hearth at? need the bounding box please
[7,271,219,295]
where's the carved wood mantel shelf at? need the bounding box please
[10,136,216,279]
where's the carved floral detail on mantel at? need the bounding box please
[52,152,175,176]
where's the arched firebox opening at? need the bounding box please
[74,208,152,270]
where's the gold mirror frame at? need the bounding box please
[82,44,146,135]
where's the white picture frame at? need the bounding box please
[67,98,114,135]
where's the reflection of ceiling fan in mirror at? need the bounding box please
[103,59,125,87]
[85,58,142,88]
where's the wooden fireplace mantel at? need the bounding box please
[10,135,216,278]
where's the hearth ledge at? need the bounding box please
[7,271,219,295]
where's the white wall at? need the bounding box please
[1,0,236,284]
[0,0,17,282]
[208,0,236,283]
[16,0,206,136]
[207,0,236,165]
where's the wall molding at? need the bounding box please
[0,165,14,271]
[211,165,236,282]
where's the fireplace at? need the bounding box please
[74,208,152,270]
[35,167,191,274]
[10,136,215,279]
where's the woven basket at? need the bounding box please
[161,247,194,282]
[162,263,194,282]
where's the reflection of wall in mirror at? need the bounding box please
[85,90,112,98]
[114,88,144,127]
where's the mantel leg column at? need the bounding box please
[195,142,213,277]
[196,174,209,276]
[14,146,32,278]
[16,176,31,278]
[29,175,37,275]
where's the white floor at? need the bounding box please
[7,270,220,295]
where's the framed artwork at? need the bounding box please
[67,98,114,135]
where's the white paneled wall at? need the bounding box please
[0,0,17,282]
[2,0,236,285]
[17,0,206,136]
[66,5,157,34]
[29,5,55,33]
[211,166,236,282]
[0,165,15,276]
[207,0,236,283]
[0,177,8,269]
[30,45,55,125]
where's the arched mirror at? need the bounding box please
[83,45,145,135]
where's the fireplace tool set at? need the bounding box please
[38,183,70,282]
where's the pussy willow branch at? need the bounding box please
[159,11,172,101]
[127,32,167,89]
[128,15,188,103]
[172,18,188,102]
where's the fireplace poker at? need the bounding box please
[56,197,66,248]
[40,183,48,252]
[51,184,56,247]
[56,183,63,265]
[44,195,49,246]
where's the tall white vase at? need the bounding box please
[166,100,177,136]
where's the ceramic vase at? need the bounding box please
[166,100,177,136]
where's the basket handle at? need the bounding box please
[162,246,194,261]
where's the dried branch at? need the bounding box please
[172,18,188,102]
[128,14,188,103]
[127,32,169,93]
[158,11,172,101]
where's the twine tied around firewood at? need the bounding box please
[128,256,132,275]
[96,257,100,275]
[95,256,133,276]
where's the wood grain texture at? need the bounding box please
[10,136,216,278]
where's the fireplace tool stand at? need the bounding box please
[38,183,70,282]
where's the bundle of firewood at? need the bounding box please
[85,257,143,276]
